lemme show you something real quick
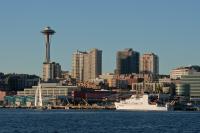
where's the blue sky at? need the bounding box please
[0,0,200,75]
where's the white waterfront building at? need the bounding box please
[17,83,80,97]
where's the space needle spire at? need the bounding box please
[41,26,55,63]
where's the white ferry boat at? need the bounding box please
[115,94,169,111]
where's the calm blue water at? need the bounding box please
[0,109,200,133]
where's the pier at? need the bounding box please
[1,104,116,110]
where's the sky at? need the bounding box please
[0,0,200,76]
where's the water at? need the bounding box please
[0,109,200,133]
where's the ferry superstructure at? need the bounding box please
[115,94,168,111]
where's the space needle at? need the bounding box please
[41,26,55,63]
[41,26,56,82]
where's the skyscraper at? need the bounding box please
[140,53,159,75]
[116,48,140,75]
[71,49,102,82]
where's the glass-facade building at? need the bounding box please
[176,84,190,97]
[176,75,200,103]
[116,48,140,75]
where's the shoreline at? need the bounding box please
[0,106,199,112]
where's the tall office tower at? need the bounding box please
[72,50,87,81]
[41,26,56,82]
[116,48,140,75]
[71,49,102,82]
[140,53,159,75]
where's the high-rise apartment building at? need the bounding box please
[140,53,159,75]
[72,49,102,82]
[43,62,61,82]
[43,63,54,81]
[72,50,87,81]
[116,48,140,75]
[86,49,102,81]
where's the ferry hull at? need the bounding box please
[115,103,168,111]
